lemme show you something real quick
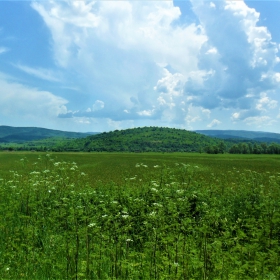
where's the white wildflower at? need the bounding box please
[149,211,156,216]
[176,189,184,194]
[122,215,129,219]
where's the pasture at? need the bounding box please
[0,152,280,279]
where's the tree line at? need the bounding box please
[205,141,280,154]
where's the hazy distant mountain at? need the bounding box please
[0,125,98,143]
[195,130,280,143]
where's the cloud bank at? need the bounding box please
[2,0,280,132]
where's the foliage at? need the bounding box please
[0,153,280,279]
[54,127,224,153]
[0,125,94,144]
[1,126,280,154]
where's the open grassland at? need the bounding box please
[0,152,280,279]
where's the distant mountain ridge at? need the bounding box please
[0,125,97,143]
[195,130,280,143]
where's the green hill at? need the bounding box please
[0,125,95,143]
[56,126,224,152]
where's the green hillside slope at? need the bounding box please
[0,125,95,143]
[55,126,224,152]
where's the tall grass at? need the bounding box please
[0,154,280,279]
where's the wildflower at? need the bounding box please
[30,171,40,175]
[126,239,133,242]
[153,203,162,207]
[88,223,96,228]
[122,214,129,219]
[154,165,160,168]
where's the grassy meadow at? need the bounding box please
[0,152,280,279]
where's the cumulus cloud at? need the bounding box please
[31,0,207,125]
[92,100,105,111]
[207,119,221,128]
[189,0,280,103]
[244,116,276,127]
[29,0,280,131]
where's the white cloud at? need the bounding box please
[32,0,207,124]
[92,100,104,111]
[27,0,280,132]
[244,116,276,127]
[137,109,155,117]
[207,119,221,128]
[14,63,61,82]
[205,47,217,55]
[256,92,278,111]
[274,73,280,83]
[0,72,68,125]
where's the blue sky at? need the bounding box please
[0,1,280,133]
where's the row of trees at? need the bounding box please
[205,142,280,154]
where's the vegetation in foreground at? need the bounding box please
[0,153,280,279]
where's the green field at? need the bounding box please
[1,152,280,279]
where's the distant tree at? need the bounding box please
[229,144,239,154]
[241,143,249,154]
[253,143,261,154]
[218,141,227,153]
[260,143,268,154]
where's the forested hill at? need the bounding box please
[56,127,223,152]
[0,125,94,143]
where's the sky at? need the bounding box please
[0,0,280,133]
